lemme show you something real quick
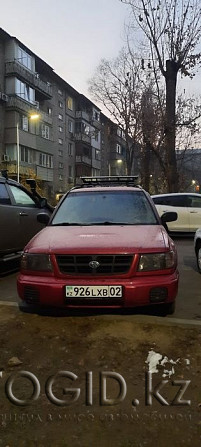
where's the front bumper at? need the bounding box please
[17,271,179,309]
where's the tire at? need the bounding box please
[196,243,201,273]
[157,301,175,316]
[165,301,175,315]
[18,302,38,314]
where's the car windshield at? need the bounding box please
[51,190,158,226]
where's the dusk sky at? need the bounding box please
[1,0,130,98]
[1,0,200,104]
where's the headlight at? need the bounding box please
[21,253,53,272]
[138,251,176,272]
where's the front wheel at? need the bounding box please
[165,301,175,315]
[196,243,201,273]
[157,301,175,316]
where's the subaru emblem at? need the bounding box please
[89,260,100,269]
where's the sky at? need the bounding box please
[1,0,131,99]
[1,0,200,104]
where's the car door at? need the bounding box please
[0,182,21,255]
[153,195,189,232]
[8,184,48,249]
[187,195,201,232]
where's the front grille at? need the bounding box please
[56,255,133,275]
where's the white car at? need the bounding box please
[194,228,201,273]
[152,193,201,233]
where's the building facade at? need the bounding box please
[0,28,127,202]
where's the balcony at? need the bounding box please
[91,118,102,129]
[76,155,92,165]
[74,132,91,144]
[6,96,52,125]
[76,111,90,122]
[5,61,52,98]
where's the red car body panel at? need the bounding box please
[17,224,178,309]
[25,224,168,251]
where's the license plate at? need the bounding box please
[65,285,122,298]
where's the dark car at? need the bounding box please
[17,176,178,315]
[0,173,53,264]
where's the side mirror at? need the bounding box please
[26,178,36,191]
[39,197,48,208]
[161,211,178,224]
[37,213,50,225]
[161,211,177,232]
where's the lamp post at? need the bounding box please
[16,122,20,183]
[16,112,40,183]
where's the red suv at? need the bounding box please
[17,176,178,314]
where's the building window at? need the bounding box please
[58,89,63,95]
[59,174,63,181]
[94,131,99,142]
[68,142,73,156]
[39,153,53,168]
[58,149,63,156]
[67,96,73,110]
[59,101,63,108]
[41,124,50,140]
[21,115,29,132]
[69,166,73,178]
[58,114,63,120]
[48,108,52,116]
[58,138,63,145]
[17,47,32,70]
[95,149,101,160]
[20,146,31,163]
[93,110,100,121]
[59,162,63,169]
[116,143,121,154]
[16,78,34,104]
[58,126,63,133]
[68,120,73,133]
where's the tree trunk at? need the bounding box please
[165,60,179,192]
[141,142,151,191]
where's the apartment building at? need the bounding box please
[100,114,128,176]
[0,28,127,201]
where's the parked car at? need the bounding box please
[194,228,201,273]
[17,176,178,315]
[152,193,201,233]
[0,172,53,264]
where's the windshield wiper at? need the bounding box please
[88,222,133,225]
[52,222,82,226]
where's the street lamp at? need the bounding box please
[16,112,40,183]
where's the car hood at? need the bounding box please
[26,225,171,254]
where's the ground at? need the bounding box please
[0,305,201,446]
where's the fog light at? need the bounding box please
[149,287,168,303]
[24,286,40,304]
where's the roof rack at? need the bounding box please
[80,176,140,187]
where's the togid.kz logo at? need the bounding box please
[0,351,192,407]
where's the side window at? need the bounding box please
[153,195,186,207]
[0,184,11,205]
[188,196,201,208]
[9,185,36,207]
[152,197,166,205]
[168,195,187,207]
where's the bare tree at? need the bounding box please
[88,49,143,174]
[121,0,201,191]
